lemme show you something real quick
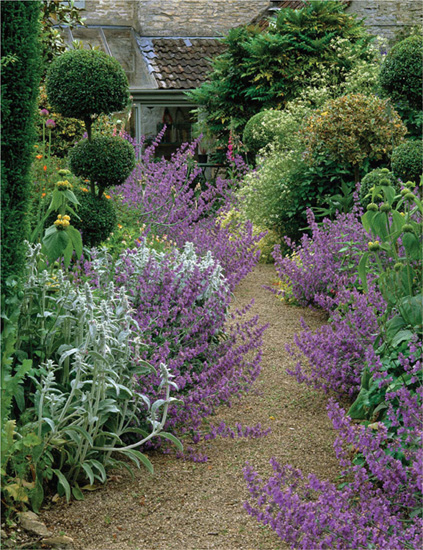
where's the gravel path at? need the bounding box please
[41,264,341,550]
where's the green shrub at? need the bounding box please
[243,110,300,158]
[188,0,374,152]
[72,189,117,248]
[46,49,129,140]
[69,136,135,195]
[379,35,423,110]
[1,0,42,296]
[359,168,399,208]
[301,94,407,182]
[238,146,351,246]
[391,141,423,184]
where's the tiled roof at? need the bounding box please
[137,37,225,89]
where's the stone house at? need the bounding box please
[64,1,422,154]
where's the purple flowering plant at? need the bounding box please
[244,174,422,546]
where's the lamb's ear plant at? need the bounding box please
[3,243,182,512]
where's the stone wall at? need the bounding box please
[83,0,136,27]
[81,1,422,41]
[82,0,268,36]
[347,0,423,42]
[135,0,268,36]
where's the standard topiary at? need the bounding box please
[359,168,399,208]
[46,49,130,140]
[69,136,135,197]
[72,189,117,248]
[391,141,423,184]
[379,35,423,110]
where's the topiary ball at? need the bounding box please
[379,35,423,110]
[72,189,117,248]
[359,168,399,208]
[243,110,287,157]
[46,49,130,121]
[69,136,135,193]
[391,140,423,184]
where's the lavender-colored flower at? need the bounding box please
[45,118,56,129]
[40,108,49,117]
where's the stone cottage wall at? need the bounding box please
[82,0,136,27]
[135,0,268,36]
[81,1,422,41]
[347,0,423,43]
[81,0,268,36]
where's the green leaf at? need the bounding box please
[371,212,388,240]
[357,252,369,293]
[30,477,44,513]
[120,449,154,474]
[72,484,85,501]
[22,433,42,447]
[62,189,80,205]
[67,226,83,259]
[391,329,414,348]
[42,227,69,263]
[64,426,93,447]
[158,432,183,451]
[63,238,74,268]
[53,469,71,502]
[88,459,107,483]
[361,210,376,234]
[402,232,421,261]
[82,463,95,485]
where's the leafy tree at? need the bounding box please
[187,0,373,154]
[1,0,42,295]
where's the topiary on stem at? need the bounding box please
[69,136,135,197]
[46,49,129,141]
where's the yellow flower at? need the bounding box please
[118,224,123,229]
[104,194,111,199]
[36,154,43,160]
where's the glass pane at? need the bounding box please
[103,28,151,88]
[71,27,105,51]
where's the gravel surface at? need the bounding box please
[39,264,341,550]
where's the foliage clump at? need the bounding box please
[359,168,399,208]
[243,110,287,158]
[301,93,407,182]
[379,35,423,110]
[69,136,135,196]
[188,0,374,150]
[46,49,129,140]
[71,189,117,248]
[391,140,423,184]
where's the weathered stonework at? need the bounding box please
[81,1,422,41]
[82,1,268,36]
[136,0,268,36]
[347,0,423,42]
[83,0,136,27]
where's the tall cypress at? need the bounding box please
[1,0,42,295]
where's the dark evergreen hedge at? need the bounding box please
[1,0,42,295]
